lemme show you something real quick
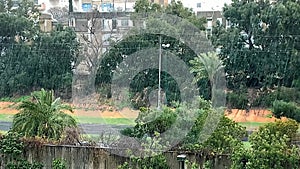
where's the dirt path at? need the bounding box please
[0,102,286,123]
[0,102,139,119]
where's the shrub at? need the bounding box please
[0,132,43,169]
[7,159,43,169]
[201,116,246,154]
[231,120,300,169]
[292,79,300,90]
[120,107,177,138]
[52,158,67,169]
[272,100,300,122]
[252,91,277,108]
[253,87,300,108]
[118,154,169,169]
[0,132,24,161]
[227,91,248,109]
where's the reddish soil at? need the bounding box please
[225,109,287,123]
[0,102,139,119]
[0,102,285,123]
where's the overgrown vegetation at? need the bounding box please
[0,132,43,169]
[0,0,79,99]
[11,89,77,140]
[272,100,300,122]
[231,120,300,169]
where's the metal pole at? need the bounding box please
[158,35,162,110]
[113,0,115,11]
[125,0,127,12]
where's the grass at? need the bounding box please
[73,116,135,125]
[0,113,136,125]
[0,113,135,125]
[239,122,268,129]
[0,114,14,122]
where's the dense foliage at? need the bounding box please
[0,132,43,169]
[231,120,300,169]
[121,107,177,138]
[96,0,210,106]
[272,100,300,122]
[11,89,77,140]
[0,0,79,98]
[118,154,169,169]
[211,0,300,90]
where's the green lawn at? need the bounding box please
[239,122,268,129]
[73,116,136,125]
[0,114,13,122]
[0,114,135,125]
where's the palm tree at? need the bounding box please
[12,89,77,140]
[190,52,224,85]
[190,52,225,107]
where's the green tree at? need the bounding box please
[211,0,300,89]
[11,89,77,140]
[0,1,78,98]
[133,0,163,13]
[30,27,79,96]
[189,52,224,97]
[97,0,209,103]
[165,0,206,30]
[118,132,170,169]
[231,120,300,169]
[0,17,78,97]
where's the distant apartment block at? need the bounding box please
[37,0,167,14]
[191,0,232,37]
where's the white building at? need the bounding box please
[176,0,232,13]
[174,0,232,38]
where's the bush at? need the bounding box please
[253,87,300,108]
[231,120,300,169]
[7,159,43,169]
[118,154,169,169]
[227,91,248,109]
[272,100,300,122]
[120,107,177,138]
[201,116,246,154]
[0,132,43,169]
[52,158,67,169]
[292,79,300,90]
[252,91,277,108]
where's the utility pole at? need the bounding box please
[113,0,115,11]
[68,0,73,13]
[158,35,162,110]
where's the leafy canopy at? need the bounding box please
[211,0,300,89]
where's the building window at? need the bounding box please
[197,3,201,8]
